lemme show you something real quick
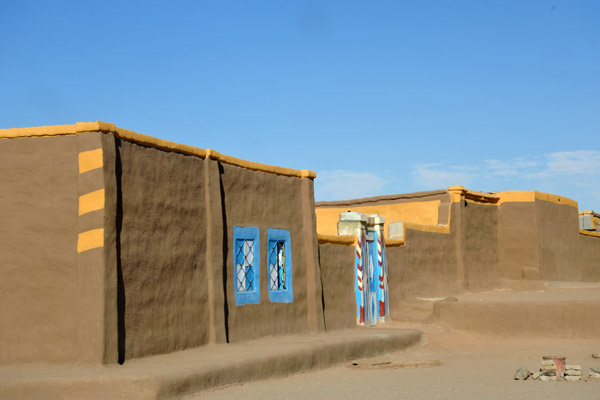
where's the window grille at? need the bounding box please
[269,240,286,290]
[233,226,260,305]
[236,239,255,292]
[266,228,293,303]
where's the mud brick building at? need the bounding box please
[0,122,323,365]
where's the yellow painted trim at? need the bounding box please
[1,121,316,179]
[79,149,103,174]
[384,238,405,247]
[317,234,356,245]
[448,185,499,204]
[497,191,536,205]
[579,230,600,238]
[77,229,104,253]
[534,191,578,208]
[79,189,105,216]
[404,221,450,234]
[0,124,78,138]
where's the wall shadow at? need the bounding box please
[115,138,126,364]
[218,162,230,343]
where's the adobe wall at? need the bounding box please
[536,199,581,281]
[0,136,80,364]
[220,162,324,342]
[386,227,458,306]
[459,200,500,291]
[578,234,600,281]
[318,242,356,330]
[0,132,114,365]
[497,202,539,280]
[114,139,212,360]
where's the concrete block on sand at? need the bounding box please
[565,376,581,381]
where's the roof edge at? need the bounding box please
[0,121,316,179]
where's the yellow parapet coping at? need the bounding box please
[448,185,499,204]
[404,221,451,234]
[317,234,356,245]
[579,230,600,238]
[384,238,405,247]
[495,190,578,208]
[0,121,316,179]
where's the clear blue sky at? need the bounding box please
[2,1,599,209]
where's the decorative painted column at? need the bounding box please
[367,215,389,323]
[338,212,369,325]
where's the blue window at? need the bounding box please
[267,228,293,303]
[233,226,260,305]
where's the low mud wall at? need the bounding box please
[318,242,356,330]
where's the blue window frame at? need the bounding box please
[233,226,260,305]
[267,228,293,303]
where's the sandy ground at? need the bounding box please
[188,321,600,400]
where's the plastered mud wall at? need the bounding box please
[498,198,600,282]
[0,132,114,365]
[220,162,324,342]
[386,227,458,305]
[459,200,500,291]
[536,199,581,281]
[0,136,80,364]
[318,243,356,330]
[116,139,211,360]
[497,202,539,280]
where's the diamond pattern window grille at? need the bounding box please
[236,239,255,292]
[269,240,286,290]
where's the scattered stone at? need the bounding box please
[565,375,581,381]
[588,372,600,379]
[515,367,531,380]
[541,360,555,366]
[532,371,541,380]
[590,367,600,374]
[592,350,600,359]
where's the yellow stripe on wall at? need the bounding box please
[79,148,103,173]
[77,229,104,253]
[79,189,105,216]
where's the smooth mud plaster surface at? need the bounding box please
[118,140,210,360]
[460,201,499,291]
[220,163,318,342]
[497,202,539,280]
[0,136,79,364]
[319,243,356,330]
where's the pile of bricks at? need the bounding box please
[533,359,558,381]
[564,365,582,381]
